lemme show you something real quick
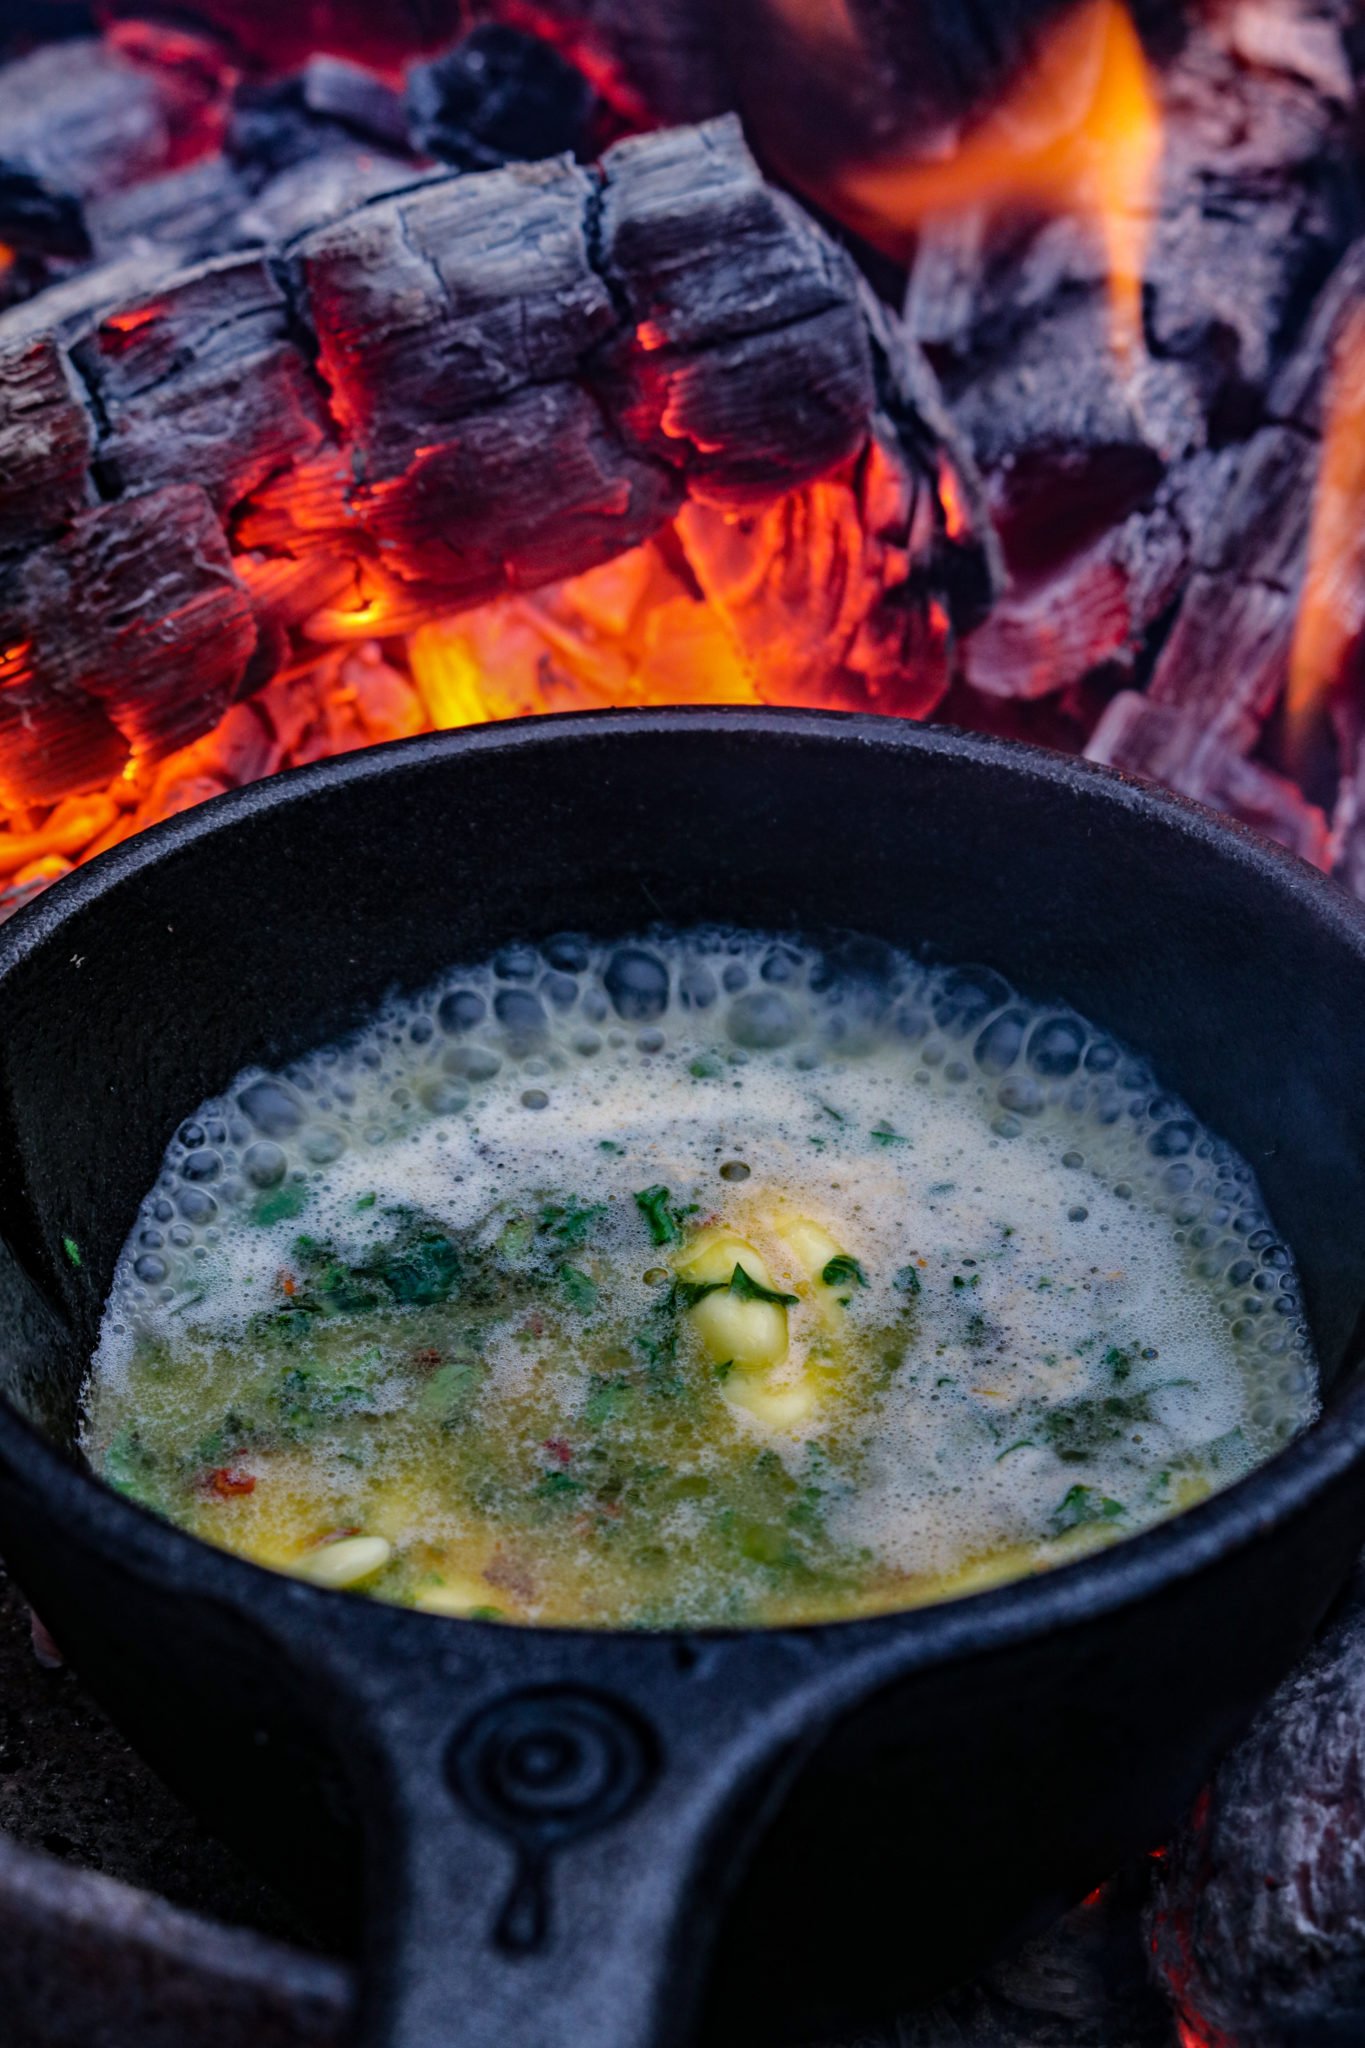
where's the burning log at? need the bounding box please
[0,485,260,803]
[1149,1560,1365,2046]
[1087,235,1365,853]
[0,111,981,809]
[903,2,1360,731]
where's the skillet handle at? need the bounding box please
[333,1627,823,2048]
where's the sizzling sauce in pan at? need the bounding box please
[83,932,1318,1626]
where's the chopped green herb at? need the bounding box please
[996,1438,1035,1462]
[559,1263,599,1313]
[354,1191,377,1212]
[252,1183,308,1228]
[893,1265,922,1297]
[598,1140,624,1155]
[1104,1344,1134,1381]
[820,1254,867,1291]
[675,1264,799,1312]
[62,1235,82,1269]
[635,1184,686,1246]
[538,1199,607,1250]
[689,1054,724,1080]
[870,1123,907,1147]
[1049,1484,1125,1536]
[538,1470,586,1500]
[102,1426,159,1506]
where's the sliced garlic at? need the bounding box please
[774,1213,859,1328]
[726,1372,818,1427]
[414,1572,498,1618]
[290,1534,393,1590]
[674,1225,789,1370]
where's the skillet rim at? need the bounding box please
[2,702,1365,1678]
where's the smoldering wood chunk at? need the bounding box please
[1149,29,1357,401]
[1148,1561,1365,2044]
[900,1861,1173,2047]
[299,56,410,151]
[69,253,331,512]
[0,486,258,802]
[1265,234,1365,433]
[955,440,1233,703]
[234,153,435,249]
[1143,430,1315,746]
[277,120,882,603]
[292,158,617,476]
[406,25,599,171]
[0,687,129,813]
[228,59,411,183]
[1085,693,1329,864]
[0,159,90,263]
[1143,239,1365,743]
[0,37,224,207]
[356,384,682,603]
[598,118,876,503]
[0,248,187,351]
[0,334,95,554]
[85,156,252,265]
[904,9,1354,611]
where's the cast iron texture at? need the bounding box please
[0,709,1364,2048]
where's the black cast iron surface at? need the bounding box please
[0,709,1364,2048]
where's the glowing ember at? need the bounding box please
[831,0,1160,360]
[1287,301,1365,775]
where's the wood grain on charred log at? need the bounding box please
[0,486,259,802]
[0,334,94,554]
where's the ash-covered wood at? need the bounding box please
[905,2,1361,734]
[1086,234,1365,843]
[0,35,230,210]
[0,485,259,801]
[1085,694,1332,863]
[0,334,94,553]
[407,25,601,172]
[1148,1561,1365,2044]
[0,113,977,805]
[68,252,331,512]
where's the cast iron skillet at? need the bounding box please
[1,708,1364,2048]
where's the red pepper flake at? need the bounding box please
[206,1467,256,1499]
[543,1437,573,1466]
[317,1525,362,1546]
[412,1347,444,1370]
[278,1269,297,1297]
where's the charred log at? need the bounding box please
[1086,235,1365,842]
[0,114,981,806]
[1149,1561,1365,2046]
[905,3,1360,734]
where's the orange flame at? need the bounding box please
[1286,301,1365,771]
[1,464,951,895]
[834,0,1160,360]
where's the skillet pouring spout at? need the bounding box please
[4,710,1365,2043]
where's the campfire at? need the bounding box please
[1,0,1360,925]
[2,2,1365,2042]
